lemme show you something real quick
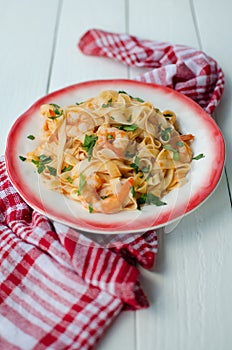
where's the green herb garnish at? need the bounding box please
[31,154,52,174]
[130,156,140,173]
[50,103,60,109]
[47,166,57,176]
[100,195,109,200]
[82,134,98,161]
[160,127,172,142]
[48,103,63,119]
[146,193,167,206]
[37,165,46,174]
[117,124,138,132]
[31,160,45,174]
[88,204,94,213]
[130,157,150,174]
[134,97,144,103]
[62,165,73,173]
[66,176,73,184]
[163,144,179,161]
[102,98,113,108]
[141,166,150,173]
[131,186,136,197]
[163,113,173,117]
[118,90,144,102]
[38,155,52,164]
[77,173,86,195]
[118,90,130,95]
[137,193,167,209]
[27,135,35,140]
[176,141,184,147]
[192,153,205,160]
[19,155,27,162]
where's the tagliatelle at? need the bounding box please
[24,90,194,214]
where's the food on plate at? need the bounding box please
[21,90,194,214]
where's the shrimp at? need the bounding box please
[79,175,134,214]
[66,111,95,139]
[96,125,130,158]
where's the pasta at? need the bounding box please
[24,90,194,214]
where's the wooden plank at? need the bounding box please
[128,1,232,350]
[48,0,128,92]
[127,0,199,79]
[0,0,59,155]
[48,1,136,349]
[1,1,231,350]
[193,0,232,198]
[136,172,232,350]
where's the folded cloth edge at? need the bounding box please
[78,28,225,115]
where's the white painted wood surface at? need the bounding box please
[0,1,231,349]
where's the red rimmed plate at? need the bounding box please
[5,79,225,234]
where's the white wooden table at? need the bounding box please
[1,1,232,349]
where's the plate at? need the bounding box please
[5,79,225,234]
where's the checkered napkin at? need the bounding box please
[78,29,225,114]
[0,157,158,350]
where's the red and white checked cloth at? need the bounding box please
[0,157,158,350]
[78,29,225,115]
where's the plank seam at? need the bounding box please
[189,0,203,50]
[190,0,232,206]
[223,167,232,207]
[46,0,63,94]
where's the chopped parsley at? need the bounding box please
[163,112,174,118]
[100,195,109,200]
[134,97,144,103]
[88,204,94,213]
[66,176,73,184]
[141,166,150,173]
[192,153,205,160]
[62,165,73,173]
[117,124,138,132]
[47,166,57,176]
[130,156,140,173]
[118,90,144,102]
[160,127,172,142]
[19,155,27,162]
[82,134,98,161]
[77,173,86,195]
[27,134,35,140]
[48,103,63,119]
[32,154,52,174]
[38,155,52,163]
[137,193,167,209]
[131,186,136,197]
[130,157,150,175]
[163,144,179,161]
[102,98,113,108]
[118,90,130,95]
